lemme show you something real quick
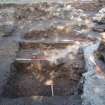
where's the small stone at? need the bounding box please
[96,60,105,78]
[100,32,105,40]
[93,24,105,32]
[93,7,105,24]
[45,80,54,85]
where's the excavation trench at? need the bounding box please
[0,3,99,102]
[2,42,85,98]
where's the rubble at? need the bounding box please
[14,3,92,33]
[92,7,105,33]
[93,7,105,24]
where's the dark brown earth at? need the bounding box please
[3,42,84,97]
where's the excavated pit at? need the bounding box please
[1,2,105,105]
[3,42,85,98]
[0,3,97,103]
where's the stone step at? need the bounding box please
[0,95,82,105]
[18,36,96,50]
[18,39,74,44]
[18,40,76,50]
[15,42,82,62]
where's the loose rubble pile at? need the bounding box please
[71,0,100,11]
[14,3,92,33]
[93,7,105,24]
